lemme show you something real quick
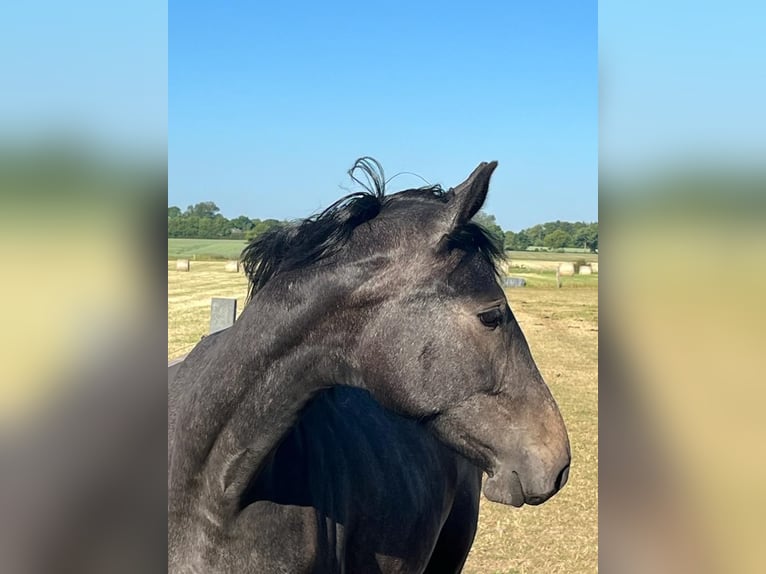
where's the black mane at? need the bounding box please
[242,157,503,302]
[444,221,504,272]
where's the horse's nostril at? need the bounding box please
[555,464,570,491]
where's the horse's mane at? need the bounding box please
[242,157,503,302]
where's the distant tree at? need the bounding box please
[503,221,598,251]
[515,230,531,250]
[229,215,254,232]
[572,226,590,250]
[185,201,220,219]
[504,229,530,251]
[543,229,571,250]
[585,224,598,252]
[166,200,597,251]
[211,214,231,237]
[525,224,546,246]
[197,217,215,238]
[569,222,595,252]
[176,216,200,238]
[246,218,284,241]
[168,217,179,237]
[472,211,505,249]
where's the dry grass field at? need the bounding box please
[168,261,250,360]
[168,259,597,573]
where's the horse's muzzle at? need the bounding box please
[483,461,570,507]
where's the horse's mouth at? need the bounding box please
[483,469,526,507]
[483,466,568,507]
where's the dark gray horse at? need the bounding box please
[168,159,570,573]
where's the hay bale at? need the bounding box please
[558,262,575,276]
[176,259,190,272]
[591,262,598,273]
[224,260,240,273]
[502,276,527,288]
[579,265,592,275]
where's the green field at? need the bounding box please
[168,261,597,573]
[168,238,248,260]
[505,250,598,263]
[507,270,598,289]
[167,239,598,266]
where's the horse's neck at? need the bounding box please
[168,295,359,522]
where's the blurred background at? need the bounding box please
[600,1,765,572]
[0,2,167,572]
[0,1,166,424]
[0,0,764,572]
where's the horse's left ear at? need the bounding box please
[447,161,498,226]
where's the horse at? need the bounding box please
[168,158,571,573]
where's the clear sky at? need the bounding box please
[599,1,766,178]
[1,0,167,157]
[169,1,597,231]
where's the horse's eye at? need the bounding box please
[478,308,503,329]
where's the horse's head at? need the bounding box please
[350,161,570,507]
[242,159,570,507]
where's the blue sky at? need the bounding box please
[1,0,166,156]
[170,1,597,231]
[599,1,766,177]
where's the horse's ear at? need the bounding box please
[447,161,498,226]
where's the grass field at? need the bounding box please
[168,261,597,573]
[505,250,598,263]
[168,239,597,266]
[505,270,598,289]
[168,238,248,260]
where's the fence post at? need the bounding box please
[209,297,237,334]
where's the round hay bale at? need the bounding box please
[176,259,190,272]
[224,260,240,273]
[502,276,527,288]
[558,262,575,276]
[579,264,592,275]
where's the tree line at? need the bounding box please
[169,202,598,252]
[469,212,597,252]
[168,202,283,240]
